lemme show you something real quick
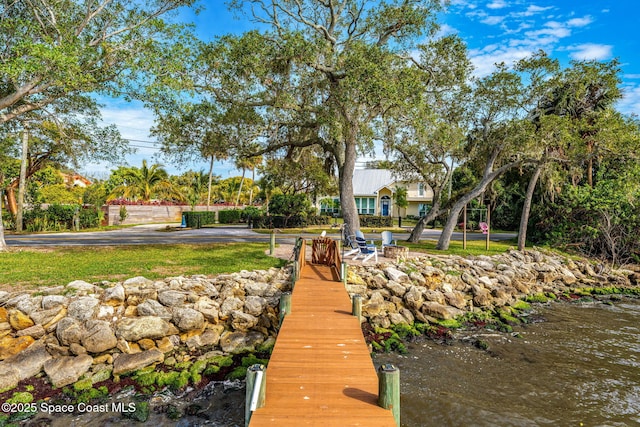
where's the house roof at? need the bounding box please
[352,169,396,195]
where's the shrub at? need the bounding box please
[183,211,217,228]
[360,215,392,227]
[218,209,242,224]
[79,206,102,228]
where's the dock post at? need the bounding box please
[341,261,348,286]
[245,364,266,427]
[292,260,299,284]
[352,295,362,323]
[269,232,275,255]
[378,364,400,426]
[279,292,291,326]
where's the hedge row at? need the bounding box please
[252,214,332,229]
[360,215,393,227]
[218,209,242,224]
[182,211,217,229]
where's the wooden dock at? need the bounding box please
[248,262,397,426]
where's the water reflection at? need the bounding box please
[374,299,640,427]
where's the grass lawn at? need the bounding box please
[402,238,518,257]
[0,243,287,289]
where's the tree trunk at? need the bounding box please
[6,183,18,216]
[517,163,543,251]
[407,200,441,242]
[0,191,7,251]
[207,155,214,210]
[235,168,246,208]
[436,156,522,250]
[249,167,255,205]
[16,129,29,232]
[337,135,360,235]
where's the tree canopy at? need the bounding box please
[150,0,447,235]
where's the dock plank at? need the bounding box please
[248,264,396,427]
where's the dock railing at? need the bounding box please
[292,237,306,284]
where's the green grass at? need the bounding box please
[401,238,517,257]
[0,243,287,289]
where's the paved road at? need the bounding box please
[4,224,516,247]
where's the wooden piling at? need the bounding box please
[378,364,400,427]
[352,294,362,323]
[245,364,266,427]
[279,292,291,326]
[341,261,347,286]
[269,232,275,255]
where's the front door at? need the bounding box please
[381,197,390,216]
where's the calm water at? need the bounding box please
[21,299,640,426]
[374,298,640,427]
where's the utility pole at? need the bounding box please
[16,126,29,232]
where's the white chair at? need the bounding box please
[353,237,378,263]
[380,230,397,249]
[343,235,360,258]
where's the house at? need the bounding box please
[59,172,92,188]
[318,169,433,217]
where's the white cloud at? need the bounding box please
[525,21,571,40]
[100,105,155,143]
[435,23,459,38]
[566,43,613,61]
[514,5,553,17]
[567,16,593,27]
[481,15,505,25]
[625,74,640,79]
[469,45,533,76]
[487,0,508,10]
[617,83,640,116]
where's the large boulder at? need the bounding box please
[115,316,174,341]
[136,299,172,320]
[113,349,164,376]
[231,311,259,332]
[56,317,85,346]
[172,307,205,332]
[384,267,410,284]
[8,309,34,330]
[0,336,36,360]
[244,296,267,317]
[82,320,118,353]
[219,331,264,354]
[421,302,463,320]
[103,284,126,306]
[42,295,69,310]
[44,354,93,388]
[0,341,52,390]
[67,297,100,322]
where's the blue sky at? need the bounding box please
[88,0,640,179]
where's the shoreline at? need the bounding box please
[1,248,639,423]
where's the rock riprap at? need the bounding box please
[0,249,637,395]
[344,249,637,329]
[0,268,291,392]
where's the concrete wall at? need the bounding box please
[103,205,239,226]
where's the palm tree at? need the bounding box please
[108,160,175,202]
[234,155,262,207]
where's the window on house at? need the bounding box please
[418,203,430,217]
[355,197,375,214]
[418,183,425,196]
[320,198,340,214]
